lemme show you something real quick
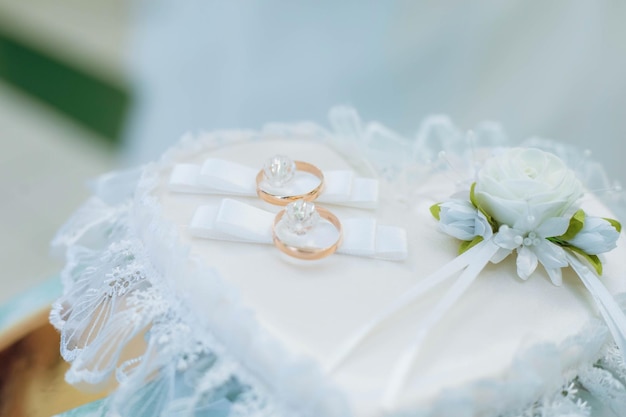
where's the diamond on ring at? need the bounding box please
[285,199,320,235]
[263,155,296,187]
[256,157,325,206]
[273,202,343,260]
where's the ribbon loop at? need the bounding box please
[169,159,378,208]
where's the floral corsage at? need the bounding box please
[431,147,621,284]
[325,147,626,407]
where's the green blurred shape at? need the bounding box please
[0,29,130,143]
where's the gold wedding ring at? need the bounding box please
[273,201,343,260]
[256,157,324,206]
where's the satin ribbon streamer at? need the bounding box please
[325,237,626,409]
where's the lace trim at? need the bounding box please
[51,107,626,416]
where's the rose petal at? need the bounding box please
[476,176,517,200]
[527,200,573,225]
[536,217,570,238]
[474,148,583,230]
[476,193,528,227]
[504,179,551,199]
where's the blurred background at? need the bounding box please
[1,0,625,302]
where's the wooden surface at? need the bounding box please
[0,313,108,417]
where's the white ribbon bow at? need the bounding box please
[189,199,407,261]
[169,159,379,209]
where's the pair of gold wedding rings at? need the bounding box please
[255,156,343,260]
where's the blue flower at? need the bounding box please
[567,216,620,255]
[438,200,492,241]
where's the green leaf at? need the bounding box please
[430,203,442,221]
[558,209,586,241]
[568,246,603,275]
[603,217,622,233]
[469,182,478,208]
[468,182,498,231]
[459,235,484,255]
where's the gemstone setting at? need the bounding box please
[263,155,296,187]
[285,199,320,235]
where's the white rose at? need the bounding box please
[566,216,620,255]
[474,148,583,228]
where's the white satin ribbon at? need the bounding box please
[567,253,626,358]
[169,159,379,208]
[325,236,626,410]
[382,239,501,408]
[324,244,481,372]
[189,199,407,261]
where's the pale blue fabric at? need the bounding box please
[54,400,108,417]
[124,1,626,186]
[0,275,62,334]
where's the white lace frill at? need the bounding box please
[51,107,626,417]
